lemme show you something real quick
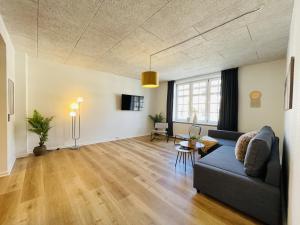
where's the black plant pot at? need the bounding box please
[33,145,46,156]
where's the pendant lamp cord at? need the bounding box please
[146,6,263,70]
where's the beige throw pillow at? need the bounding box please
[235,131,257,161]
[201,136,218,153]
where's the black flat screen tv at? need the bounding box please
[121,94,144,111]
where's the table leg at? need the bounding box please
[193,152,195,165]
[184,153,186,172]
[179,152,182,163]
[190,152,194,167]
[175,151,179,167]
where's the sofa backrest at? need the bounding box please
[207,130,244,141]
[265,137,281,187]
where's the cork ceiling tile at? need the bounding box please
[0,0,293,80]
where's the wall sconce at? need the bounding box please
[69,97,83,149]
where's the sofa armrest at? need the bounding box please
[265,138,281,187]
[208,130,244,141]
[194,162,281,225]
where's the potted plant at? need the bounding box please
[27,110,54,156]
[148,113,165,127]
[189,135,198,148]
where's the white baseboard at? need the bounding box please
[0,170,10,177]
[16,152,30,158]
[17,133,151,156]
[45,133,151,151]
[0,157,16,177]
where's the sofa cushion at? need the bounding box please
[244,126,275,177]
[235,131,257,161]
[200,136,218,153]
[199,146,247,177]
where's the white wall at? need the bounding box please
[154,59,285,138]
[25,57,155,151]
[0,15,15,176]
[285,0,300,224]
[14,52,28,157]
[238,59,285,147]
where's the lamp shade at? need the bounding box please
[70,103,79,110]
[77,97,84,103]
[141,71,159,88]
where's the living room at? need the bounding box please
[0,0,299,225]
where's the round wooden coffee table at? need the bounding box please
[175,141,205,172]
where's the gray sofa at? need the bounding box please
[193,127,281,225]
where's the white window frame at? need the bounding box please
[174,73,221,125]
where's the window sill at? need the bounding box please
[173,121,217,127]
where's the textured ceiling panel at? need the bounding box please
[0,0,37,53]
[0,0,293,80]
[86,0,168,40]
[38,0,103,60]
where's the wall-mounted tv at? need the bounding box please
[121,94,144,111]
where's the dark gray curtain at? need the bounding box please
[217,68,238,131]
[167,81,175,136]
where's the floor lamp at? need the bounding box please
[69,97,83,149]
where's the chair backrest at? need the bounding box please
[189,125,201,137]
[155,122,168,130]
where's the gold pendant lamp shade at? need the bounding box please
[141,71,159,88]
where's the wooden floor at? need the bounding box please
[0,136,261,225]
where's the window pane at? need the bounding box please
[198,112,206,121]
[210,103,219,113]
[209,113,219,122]
[210,94,220,103]
[211,79,221,86]
[178,111,188,120]
[199,104,206,113]
[199,95,206,103]
[178,85,184,90]
[175,76,221,123]
[210,86,220,93]
[178,97,184,104]
[183,90,189,95]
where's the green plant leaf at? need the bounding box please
[27,110,54,146]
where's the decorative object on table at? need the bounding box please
[188,136,198,148]
[284,56,295,110]
[199,136,218,153]
[249,90,262,108]
[27,110,54,156]
[235,131,257,161]
[148,112,165,127]
[150,122,169,142]
[8,79,14,122]
[192,112,198,124]
[69,97,83,150]
[173,124,201,144]
[175,141,204,172]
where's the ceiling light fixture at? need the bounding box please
[141,56,159,88]
[141,6,262,88]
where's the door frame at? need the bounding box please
[0,34,8,175]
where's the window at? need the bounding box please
[175,76,221,124]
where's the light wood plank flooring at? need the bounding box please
[0,136,261,225]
